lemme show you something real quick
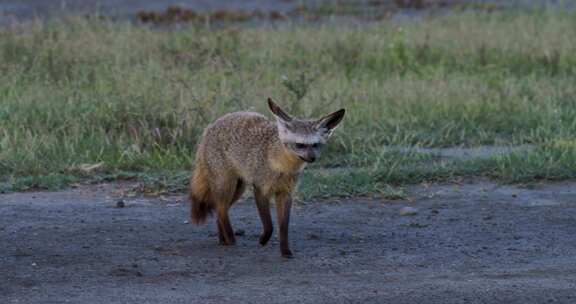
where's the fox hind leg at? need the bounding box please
[216,212,235,245]
[214,178,245,246]
[231,179,246,206]
[216,219,227,245]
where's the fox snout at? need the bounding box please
[295,146,319,163]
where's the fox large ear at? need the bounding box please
[316,109,345,136]
[267,98,292,123]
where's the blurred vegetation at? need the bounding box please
[1,9,575,197]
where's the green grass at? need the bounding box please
[1,9,576,197]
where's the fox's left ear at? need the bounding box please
[316,109,345,136]
[267,98,293,123]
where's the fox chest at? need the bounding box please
[257,172,300,196]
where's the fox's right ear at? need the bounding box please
[315,109,345,137]
[267,98,293,123]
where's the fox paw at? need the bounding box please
[259,234,272,246]
[281,249,293,259]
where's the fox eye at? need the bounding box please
[294,143,307,149]
[311,143,320,148]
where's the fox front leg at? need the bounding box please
[254,186,274,246]
[275,192,293,258]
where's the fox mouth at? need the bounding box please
[299,156,316,163]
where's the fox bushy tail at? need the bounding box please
[189,152,213,225]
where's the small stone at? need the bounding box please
[234,229,245,236]
[116,200,126,208]
[399,206,418,216]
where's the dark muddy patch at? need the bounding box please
[0,1,569,27]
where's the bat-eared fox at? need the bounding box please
[189,98,345,258]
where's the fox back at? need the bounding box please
[198,111,293,188]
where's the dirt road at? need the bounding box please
[1,181,576,303]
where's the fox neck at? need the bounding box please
[269,143,306,174]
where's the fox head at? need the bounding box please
[268,98,345,163]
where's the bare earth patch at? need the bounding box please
[2,181,576,303]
